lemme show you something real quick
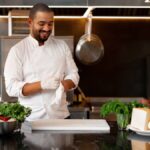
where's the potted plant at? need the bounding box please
[100,99,146,130]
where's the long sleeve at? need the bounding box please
[63,42,79,87]
[4,46,26,97]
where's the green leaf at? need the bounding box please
[0,102,31,122]
[100,99,147,118]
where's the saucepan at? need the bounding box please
[75,12,104,65]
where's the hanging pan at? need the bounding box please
[75,12,104,65]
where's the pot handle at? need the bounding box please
[85,12,92,41]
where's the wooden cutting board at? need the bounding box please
[31,119,110,132]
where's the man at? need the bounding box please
[4,3,79,121]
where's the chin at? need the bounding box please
[41,36,50,41]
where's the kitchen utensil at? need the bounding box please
[75,12,104,65]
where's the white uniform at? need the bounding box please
[4,35,79,121]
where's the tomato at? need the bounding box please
[0,115,11,121]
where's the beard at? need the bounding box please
[33,30,51,43]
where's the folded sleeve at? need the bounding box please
[4,46,26,97]
[63,42,80,88]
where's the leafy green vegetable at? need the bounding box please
[100,99,147,118]
[0,102,31,122]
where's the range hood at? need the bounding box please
[0,0,150,7]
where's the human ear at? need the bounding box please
[28,18,32,26]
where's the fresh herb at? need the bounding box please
[100,99,146,117]
[0,102,31,122]
[100,99,147,129]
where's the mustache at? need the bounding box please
[39,30,51,33]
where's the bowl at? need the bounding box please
[0,120,21,134]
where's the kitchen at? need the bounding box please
[0,0,150,149]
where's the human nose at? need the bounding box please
[43,24,52,31]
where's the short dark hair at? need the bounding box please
[29,3,54,19]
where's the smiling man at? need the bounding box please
[29,5,54,45]
[4,3,79,121]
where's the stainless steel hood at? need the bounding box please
[0,0,150,7]
[0,0,87,7]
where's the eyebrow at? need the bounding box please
[38,20,54,24]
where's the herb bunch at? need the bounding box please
[100,99,146,118]
[0,102,31,122]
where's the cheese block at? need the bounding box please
[131,108,150,130]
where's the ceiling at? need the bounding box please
[1,8,150,17]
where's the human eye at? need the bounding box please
[48,22,53,27]
[38,22,45,26]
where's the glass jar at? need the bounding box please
[116,113,130,130]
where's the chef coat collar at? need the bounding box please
[28,34,52,47]
[28,34,39,47]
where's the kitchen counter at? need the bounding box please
[0,121,149,150]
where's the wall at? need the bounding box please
[55,18,150,97]
[0,18,8,35]
[1,18,150,97]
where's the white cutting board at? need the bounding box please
[31,119,110,131]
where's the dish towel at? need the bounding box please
[44,83,64,118]
[52,82,64,106]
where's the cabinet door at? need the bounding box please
[0,37,23,102]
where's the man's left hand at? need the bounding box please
[61,79,75,91]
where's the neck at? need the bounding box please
[39,42,44,46]
[30,34,45,46]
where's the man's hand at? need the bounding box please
[22,76,60,96]
[61,79,75,91]
[41,76,60,90]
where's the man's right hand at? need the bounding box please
[41,76,60,90]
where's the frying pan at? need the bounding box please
[75,12,104,65]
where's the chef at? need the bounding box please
[4,3,79,121]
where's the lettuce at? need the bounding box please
[0,102,31,122]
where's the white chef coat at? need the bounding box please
[4,35,79,121]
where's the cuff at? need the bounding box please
[64,76,79,91]
[19,82,27,97]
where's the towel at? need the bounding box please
[51,83,64,106]
[44,83,65,118]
